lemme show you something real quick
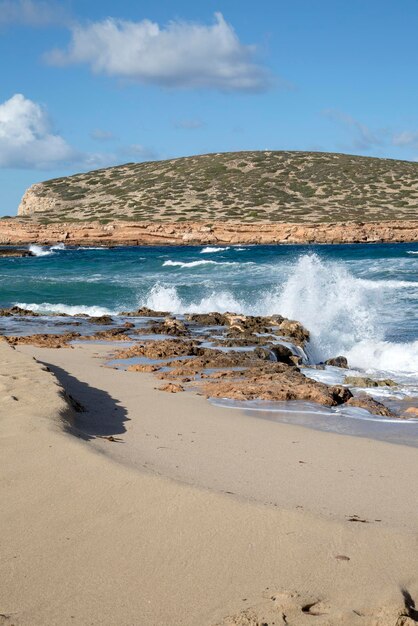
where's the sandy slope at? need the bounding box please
[1,341,418,625]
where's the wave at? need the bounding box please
[200,246,230,254]
[15,302,117,316]
[407,251,418,255]
[142,254,418,376]
[29,245,54,257]
[163,259,239,268]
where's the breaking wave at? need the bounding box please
[200,246,230,254]
[143,254,418,375]
[163,259,239,268]
[29,245,54,257]
[15,302,116,316]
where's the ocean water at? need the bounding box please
[1,241,418,387]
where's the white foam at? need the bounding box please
[163,259,238,268]
[50,243,66,251]
[29,245,54,257]
[200,246,230,254]
[407,251,418,255]
[15,302,116,316]
[144,284,242,314]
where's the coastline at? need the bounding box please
[1,340,418,625]
[1,218,418,246]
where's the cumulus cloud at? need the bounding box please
[0,93,79,168]
[44,12,272,92]
[0,0,68,27]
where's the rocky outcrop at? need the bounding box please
[1,219,418,246]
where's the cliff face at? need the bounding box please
[1,220,418,246]
[16,151,418,224]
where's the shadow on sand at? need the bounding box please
[40,361,130,441]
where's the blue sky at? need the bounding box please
[1,0,418,215]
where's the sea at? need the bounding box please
[1,241,418,442]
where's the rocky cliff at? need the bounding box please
[1,219,418,246]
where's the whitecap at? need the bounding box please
[15,302,117,316]
[200,246,230,254]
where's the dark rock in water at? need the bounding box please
[344,376,397,388]
[330,385,353,404]
[346,394,394,416]
[324,356,348,368]
[0,248,33,258]
[89,315,113,325]
[255,344,295,366]
[119,307,168,317]
[142,316,190,337]
[0,306,39,317]
[186,312,229,326]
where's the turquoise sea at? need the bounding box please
[1,241,418,381]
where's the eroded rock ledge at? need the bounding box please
[1,219,418,246]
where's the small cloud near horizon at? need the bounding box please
[44,12,273,93]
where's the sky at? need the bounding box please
[1,0,418,215]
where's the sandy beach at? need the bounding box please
[1,339,417,625]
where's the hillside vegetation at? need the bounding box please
[17,151,418,223]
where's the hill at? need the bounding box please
[17,151,418,223]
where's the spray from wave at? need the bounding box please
[163,259,239,268]
[29,245,54,257]
[15,302,116,316]
[200,246,230,254]
[143,254,418,375]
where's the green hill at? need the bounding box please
[17,151,418,223]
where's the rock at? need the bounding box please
[143,316,189,337]
[89,315,113,325]
[344,376,397,388]
[6,332,81,348]
[278,319,310,346]
[127,364,161,373]
[119,307,168,317]
[157,383,184,393]
[404,407,418,417]
[0,306,39,317]
[114,339,204,360]
[324,356,348,368]
[0,248,33,257]
[255,344,295,366]
[346,394,394,416]
[186,312,228,326]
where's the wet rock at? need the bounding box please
[89,315,113,325]
[0,306,39,317]
[90,327,129,340]
[346,394,394,416]
[201,368,351,406]
[344,376,397,388]
[119,307,168,317]
[404,407,418,417]
[278,319,310,346]
[114,339,204,360]
[157,383,184,393]
[6,332,81,348]
[143,316,190,337]
[186,312,228,326]
[127,363,161,373]
[254,344,295,365]
[324,356,348,368]
[0,248,33,258]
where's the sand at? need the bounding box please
[1,340,418,625]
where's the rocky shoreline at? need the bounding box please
[2,306,415,419]
[1,219,418,246]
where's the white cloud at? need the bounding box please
[45,12,271,92]
[0,0,68,27]
[0,93,78,168]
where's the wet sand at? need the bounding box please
[1,340,418,625]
